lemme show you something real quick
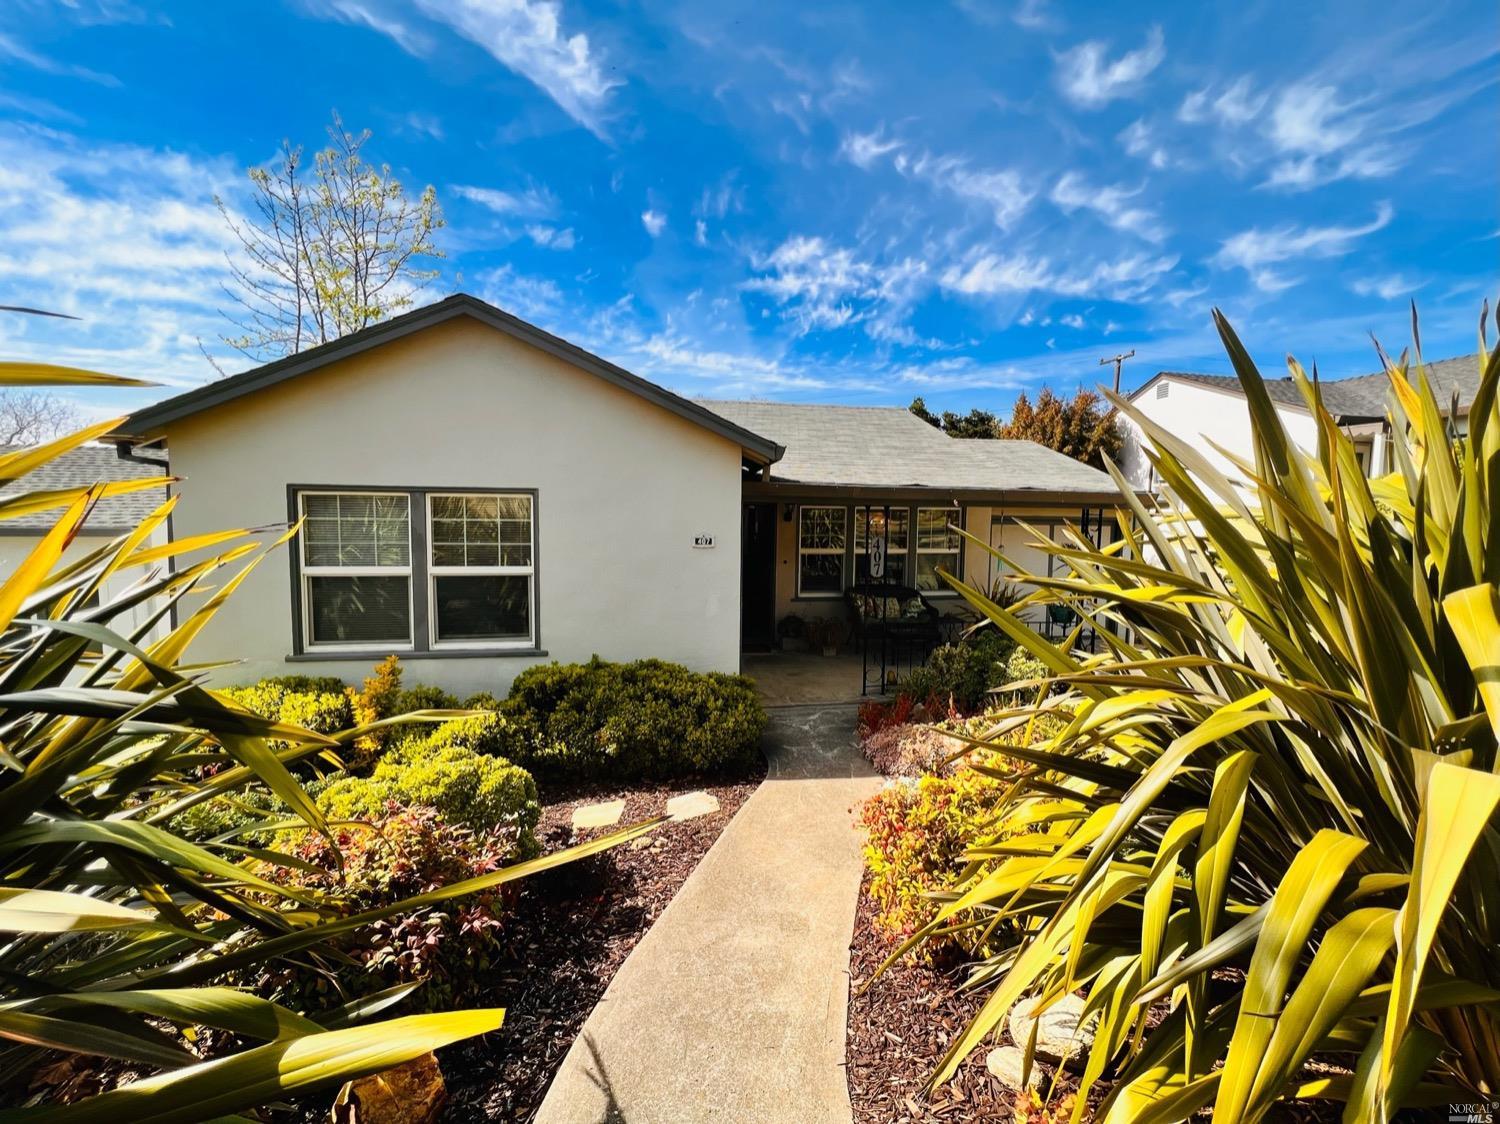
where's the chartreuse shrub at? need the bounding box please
[0,355,650,1118]
[860,768,1005,958]
[890,313,1500,1122]
[499,657,766,778]
[315,717,541,851]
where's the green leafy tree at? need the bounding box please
[907,398,1002,438]
[216,113,444,364]
[998,385,1122,468]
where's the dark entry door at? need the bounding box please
[741,503,777,651]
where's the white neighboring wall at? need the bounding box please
[1117,377,1326,492]
[156,316,746,697]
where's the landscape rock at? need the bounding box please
[1008,992,1096,1067]
[332,1051,445,1123]
[571,799,626,831]
[985,1045,1040,1090]
[665,790,719,822]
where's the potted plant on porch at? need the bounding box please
[805,616,848,657]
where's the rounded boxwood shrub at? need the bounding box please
[896,627,1016,716]
[498,656,766,779]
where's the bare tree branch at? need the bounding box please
[0,391,81,445]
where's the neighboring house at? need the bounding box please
[0,443,170,643]
[103,293,1124,696]
[1118,354,1483,491]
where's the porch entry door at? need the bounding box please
[741,503,778,651]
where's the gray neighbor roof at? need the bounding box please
[697,400,1120,496]
[1144,353,1483,421]
[0,444,168,532]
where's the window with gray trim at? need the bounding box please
[428,493,534,647]
[797,505,846,596]
[915,507,962,591]
[293,488,536,653]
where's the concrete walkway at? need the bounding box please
[535,706,881,1124]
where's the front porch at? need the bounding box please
[743,651,869,707]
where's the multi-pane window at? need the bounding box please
[299,492,413,647]
[797,506,847,596]
[295,489,536,653]
[915,507,962,592]
[428,494,534,647]
[854,506,909,584]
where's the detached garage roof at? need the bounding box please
[0,444,168,532]
[115,293,784,464]
[697,400,1121,496]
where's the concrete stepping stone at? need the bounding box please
[1008,992,1095,1066]
[985,1044,1040,1089]
[665,790,719,822]
[571,799,625,831]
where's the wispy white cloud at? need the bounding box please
[1178,77,1265,126]
[1054,26,1164,108]
[0,125,245,385]
[897,152,1034,229]
[641,209,667,237]
[314,0,618,136]
[414,0,618,136]
[1012,0,1058,31]
[940,248,1178,301]
[303,0,432,55]
[476,263,565,321]
[1118,119,1169,169]
[452,182,559,219]
[1213,202,1395,291]
[525,224,575,250]
[743,235,932,343]
[839,127,902,170]
[0,31,119,86]
[1049,171,1166,242]
[1350,274,1422,302]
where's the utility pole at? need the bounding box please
[1100,349,1135,393]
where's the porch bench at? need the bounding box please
[844,583,941,652]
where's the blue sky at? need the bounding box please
[0,0,1496,423]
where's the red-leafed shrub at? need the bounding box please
[252,806,516,1013]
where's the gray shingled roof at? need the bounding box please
[695,400,1120,495]
[1145,354,1482,421]
[0,444,168,532]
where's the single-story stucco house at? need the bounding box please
[70,293,1126,696]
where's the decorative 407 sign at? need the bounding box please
[868,533,886,579]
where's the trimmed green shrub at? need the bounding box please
[499,656,766,779]
[392,684,461,715]
[169,785,289,845]
[896,627,1016,715]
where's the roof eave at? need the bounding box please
[112,294,784,465]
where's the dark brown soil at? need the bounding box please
[437,763,764,1121]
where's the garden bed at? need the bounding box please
[436,763,765,1121]
[847,871,1035,1123]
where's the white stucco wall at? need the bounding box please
[0,530,170,649]
[155,316,745,696]
[1117,377,1322,492]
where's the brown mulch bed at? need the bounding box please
[436,762,765,1121]
[847,873,1031,1123]
[847,877,1357,1124]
